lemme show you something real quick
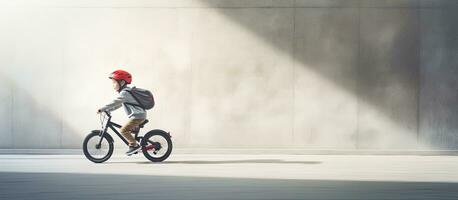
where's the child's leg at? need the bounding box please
[120,119,145,146]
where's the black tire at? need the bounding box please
[83,131,114,163]
[141,130,173,162]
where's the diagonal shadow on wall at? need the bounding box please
[0,73,81,149]
[194,1,457,149]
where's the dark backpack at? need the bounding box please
[124,87,155,110]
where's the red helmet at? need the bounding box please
[109,70,132,84]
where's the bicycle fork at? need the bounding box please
[97,121,110,149]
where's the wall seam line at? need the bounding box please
[292,0,296,147]
[186,8,195,148]
[10,82,14,148]
[356,1,362,149]
[417,5,422,146]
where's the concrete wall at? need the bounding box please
[0,0,457,150]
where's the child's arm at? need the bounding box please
[99,92,126,112]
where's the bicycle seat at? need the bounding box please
[139,120,149,128]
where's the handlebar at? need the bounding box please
[98,110,111,118]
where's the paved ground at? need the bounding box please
[1,154,458,199]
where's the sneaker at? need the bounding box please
[126,144,141,156]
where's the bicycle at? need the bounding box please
[82,111,173,163]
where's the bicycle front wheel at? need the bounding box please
[82,131,114,163]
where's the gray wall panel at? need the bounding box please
[189,8,295,148]
[358,8,420,149]
[419,8,458,149]
[293,8,359,148]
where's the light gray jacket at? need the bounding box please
[100,86,147,119]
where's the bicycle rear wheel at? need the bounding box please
[83,131,114,163]
[141,130,172,162]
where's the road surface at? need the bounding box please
[1,154,457,199]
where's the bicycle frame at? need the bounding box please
[98,112,142,146]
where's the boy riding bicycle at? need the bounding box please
[97,70,146,156]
